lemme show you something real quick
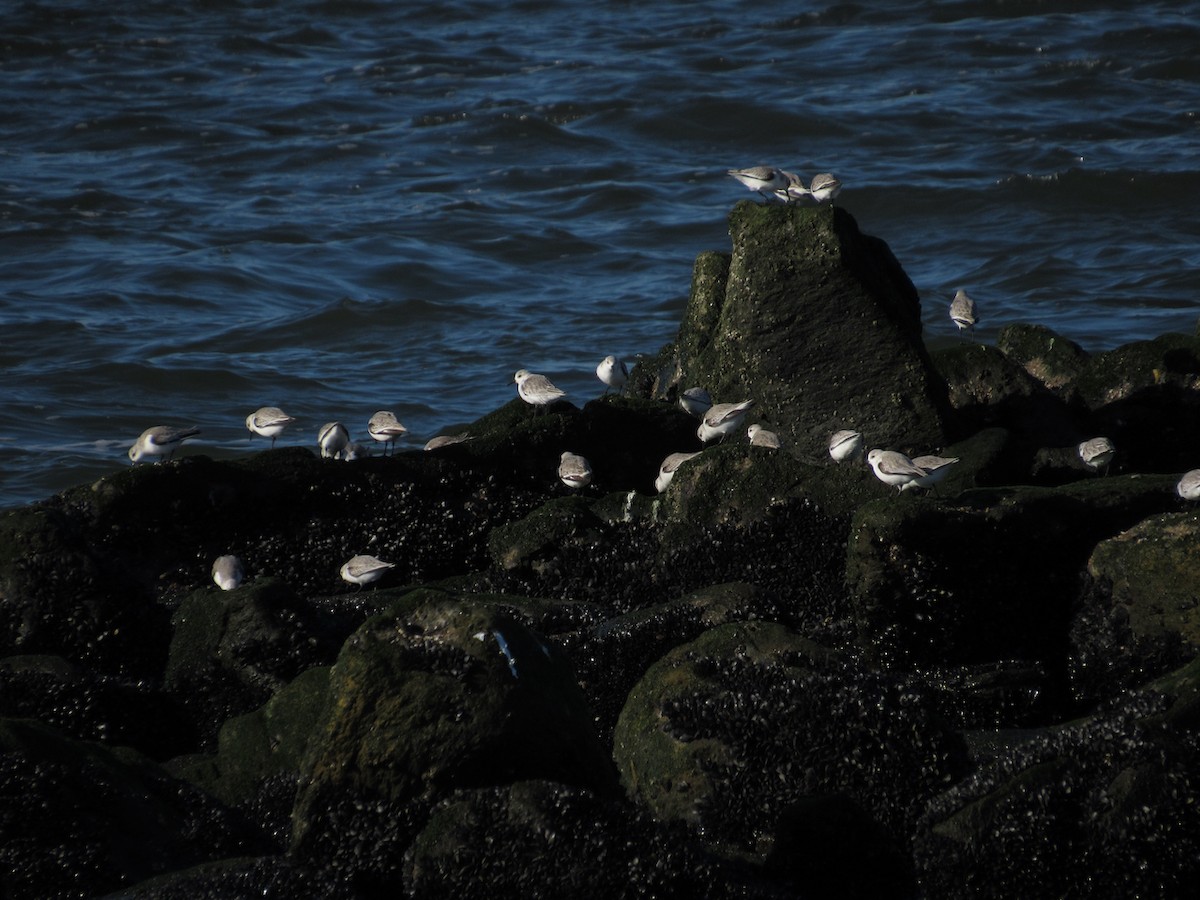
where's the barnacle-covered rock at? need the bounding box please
[290,596,616,891]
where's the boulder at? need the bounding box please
[0,718,263,900]
[846,475,1181,673]
[997,322,1089,394]
[1070,510,1200,702]
[290,595,616,891]
[644,202,949,459]
[612,622,964,858]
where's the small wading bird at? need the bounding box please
[318,422,349,459]
[828,429,864,464]
[899,455,960,493]
[245,407,295,448]
[339,554,395,588]
[950,289,979,336]
[727,166,790,202]
[1078,437,1116,475]
[128,425,201,464]
[1177,469,1200,501]
[514,369,567,411]
[211,554,244,591]
[557,451,594,490]
[596,355,628,394]
[867,449,930,493]
[747,424,781,449]
[697,399,756,443]
[368,410,407,456]
[655,451,701,494]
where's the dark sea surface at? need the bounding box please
[2,0,1198,506]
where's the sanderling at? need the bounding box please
[339,441,371,461]
[655,451,701,493]
[318,422,350,459]
[773,170,809,204]
[368,410,407,456]
[950,289,978,335]
[727,166,790,201]
[808,173,842,205]
[784,176,817,205]
[747,424,782,449]
[867,449,930,492]
[900,455,960,493]
[596,355,629,394]
[1078,437,1116,475]
[246,407,296,448]
[211,555,244,591]
[1177,469,1200,500]
[829,429,864,463]
[514,369,567,409]
[698,399,756,443]
[557,451,594,490]
[339,554,395,588]
[679,387,713,418]
[128,425,201,464]
[424,433,471,451]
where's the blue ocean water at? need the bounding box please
[2,0,1198,506]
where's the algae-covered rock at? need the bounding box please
[0,654,192,760]
[930,342,1079,447]
[1070,510,1200,702]
[846,475,1182,671]
[1073,333,1200,408]
[0,718,263,900]
[613,622,963,859]
[997,322,1090,393]
[170,666,331,810]
[914,682,1200,899]
[290,596,616,890]
[658,202,948,459]
[487,495,606,573]
[404,780,777,899]
[764,793,915,900]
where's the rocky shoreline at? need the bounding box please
[3,202,1199,898]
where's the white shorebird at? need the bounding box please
[679,387,713,418]
[211,555,244,591]
[807,173,842,205]
[698,399,756,443]
[950,289,979,335]
[245,407,295,448]
[829,429,864,464]
[557,451,594,490]
[339,442,371,461]
[900,455,960,493]
[514,369,567,410]
[128,425,201,464]
[424,433,471,451]
[318,422,350,459]
[655,451,701,494]
[727,166,790,201]
[596,355,629,394]
[867,449,930,493]
[339,554,395,588]
[747,424,782,449]
[1177,469,1200,500]
[1078,437,1116,475]
[368,410,407,456]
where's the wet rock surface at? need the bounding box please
[3,205,1199,898]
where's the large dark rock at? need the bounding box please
[290,595,617,894]
[997,322,1090,395]
[1069,509,1200,703]
[612,621,964,860]
[404,780,790,899]
[914,660,1200,899]
[846,475,1181,676]
[643,202,949,458]
[0,718,263,900]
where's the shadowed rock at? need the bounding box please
[644,202,950,458]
